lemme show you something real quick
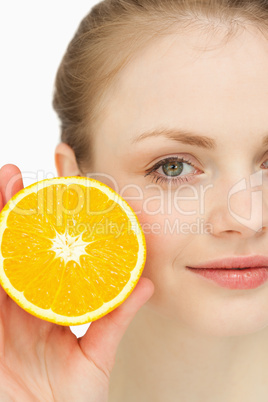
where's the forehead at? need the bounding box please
[94,27,268,151]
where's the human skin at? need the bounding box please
[0,166,154,400]
[1,22,268,401]
[56,25,268,401]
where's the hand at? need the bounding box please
[0,164,154,402]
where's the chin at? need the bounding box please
[177,302,268,338]
[190,316,268,338]
[149,290,268,338]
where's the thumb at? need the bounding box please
[78,276,154,376]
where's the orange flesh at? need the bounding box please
[1,184,139,317]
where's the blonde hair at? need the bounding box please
[52,0,268,173]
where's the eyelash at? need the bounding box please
[144,156,201,186]
[144,155,268,187]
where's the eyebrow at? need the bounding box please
[131,128,217,149]
[131,128,268,150]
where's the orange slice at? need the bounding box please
[0,176,146,325]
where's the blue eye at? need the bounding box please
[261,159,268,169]
[162,161,184,176]
[144,156,201,186]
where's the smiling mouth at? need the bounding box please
[187,266,268,270]
[186,255,268,270]
[227,267,247,270]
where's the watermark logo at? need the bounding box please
[228,170,263,231]
[2,169,265,235]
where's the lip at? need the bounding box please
[186,255,268,270]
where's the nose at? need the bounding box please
[205,171,268,239]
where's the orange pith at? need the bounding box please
[0,177,146,325]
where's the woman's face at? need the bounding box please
[89,26,268,336]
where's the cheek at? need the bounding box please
[133,205,199,279]
[122,187,204,279]
[127,191,203,265]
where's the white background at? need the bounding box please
[0,1,98,186]
[0,1,100,337]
